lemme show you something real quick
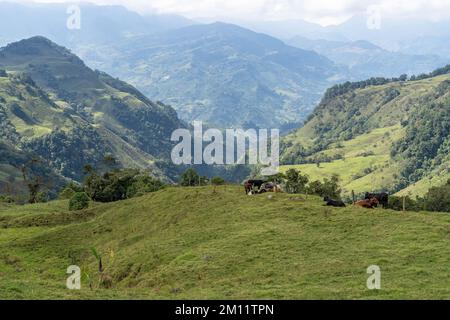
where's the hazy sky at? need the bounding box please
[6,0,450,25]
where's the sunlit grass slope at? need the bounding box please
[281,125,403,195]
[1,186,450,300]
[282,73,450,197]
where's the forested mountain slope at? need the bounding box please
[281,67,450,196]
[0,37,184,187]
[85,22,345,129]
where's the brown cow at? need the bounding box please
[355,198,379,209]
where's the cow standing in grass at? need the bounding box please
[244,181,253,194]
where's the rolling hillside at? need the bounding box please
[281,68,450,197]
[0,37,184,187]
[1,186,450,299]
[84,22,345,129]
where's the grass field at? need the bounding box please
[1,186,450,299]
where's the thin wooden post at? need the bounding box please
[402,196,406,212]
[352,190,356,204]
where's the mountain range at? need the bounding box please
[0,2,193,48]
[1,3,449,130]
[286,37,448,80]
[242,14,450,57]
[84,22,344,129]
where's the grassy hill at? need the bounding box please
[1,185,450,299]
[281,70,450,197]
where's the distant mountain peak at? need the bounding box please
[2,36,70,54]
[0,36,83,66]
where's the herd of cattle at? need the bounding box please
[324,193,388,209]
[244,180,389,209]
[244,180,283,195]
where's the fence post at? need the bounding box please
[352,190,355,204]
[403,196,406,212]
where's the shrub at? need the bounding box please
[35,192,48,203]
[422,180,450,212]
[307,174,342,199]
[0,195,14,203]
[284,169,309,194]
[59,182,84,199]
[180,168,199,186]
[126,175,165,198]
[211,176,225,186]
[180,168,208,186]
[69,192,90,211]
[210,176,225,193]
[84,169,165,202]
[59,187,76,200]
[387,180,450,213]
[386,196,419,211]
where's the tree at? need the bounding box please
[59,187,76,200]
[266,173,285,184]
[84,169,164,202]
[59,181,84,200]
[20,158,45,204]
[69,192,90,211]
[0,195,14,203]
[307,174,342,199]
[180,168,201,186]
[284,169,309,194]
[321,174,342,199]
[211,176,225,193]
[126,174,165,198]
[307,180,324,196]
[422,180,450,212]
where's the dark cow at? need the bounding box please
[365,192,389,208]
[244,180,266,194]
[248,180,265,189]
[324,196,346,207]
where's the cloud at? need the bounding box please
[6,0,450,25]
